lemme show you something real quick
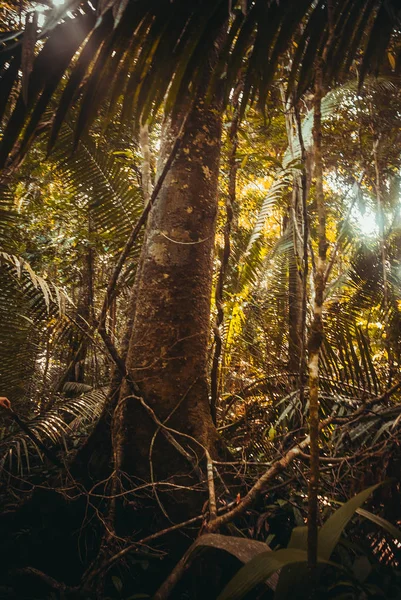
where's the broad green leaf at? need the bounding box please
[355,508,401,544]
[219,549,339,600]
[275,527,308,600]
[318,483,383,560]
[287,525,308,550]
[218,549,307,600]
[217,548,341,600]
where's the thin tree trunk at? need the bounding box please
[307,59,326,580]
[280,87,307,376]
[307,5,334,585]
[288,192,304,373]
[372,134,393,383]
[210,81,242,425]
[295,103,310,407]
[59,224,94,389]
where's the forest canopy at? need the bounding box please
[1,1,401,599]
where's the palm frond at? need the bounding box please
[52,123,143,251]
[2,1,401,166]
[0,251,69,314]
[244,78,394,261]
[0,9,95,167]
[288,75,399,164]
[0,387,107,476]
[221,230,293,384]
[0,252,70,405]
[321,327,382,399]
[245,161,300,252]
[0,184,17,252]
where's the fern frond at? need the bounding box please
[0,252,69,314]
[0,387,107,476]
[0,184,17,252]
[52,124,143,252]
[245,162,299,253]
[0,252,71,405]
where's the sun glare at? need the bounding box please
[36,10,46,28]
[35,0,65,27]
[354,208,378,237]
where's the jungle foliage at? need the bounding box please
[1,1,401,599]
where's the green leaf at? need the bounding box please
[218,549,303,600]
[218,548,338,600]
[287,525,308,550]
[352,555,371,583]
[318,483,383,560]
[112,575,123,593]
[355,507,401,545]
[274,526,308,600]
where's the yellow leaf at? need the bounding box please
[388,52,396,70]
[240,154,249,169]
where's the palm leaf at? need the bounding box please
[0,252,70,405]
[0,252,68,314]
[0,11,95,168]
[0,387,107,476]
[2,1,401,165]
[52,123,143,252]
[245,161,299,252]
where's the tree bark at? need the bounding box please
[307,57,325,577]
[288,193,304,374]
[280,87,308,376]
[114,81,226,519]
[59,225,94,389]
[210,80,242,425]
[307,5,334,583]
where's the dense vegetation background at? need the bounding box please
[1,1,401,598]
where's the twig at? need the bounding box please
[206,436,309,533]
[82,501,237,587]
[205,380,401,534]
[205,449,217,521]
[135,395,204,480]
[13,567,67,592]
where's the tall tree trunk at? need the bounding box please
[114,81,225,519]
[307,6,334,585]
[288,193,304,374]
[307,56,325,578]
[59,227,94,389]
[210,80,242,425]
[372,133,393,384]
[280,88,307,377]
